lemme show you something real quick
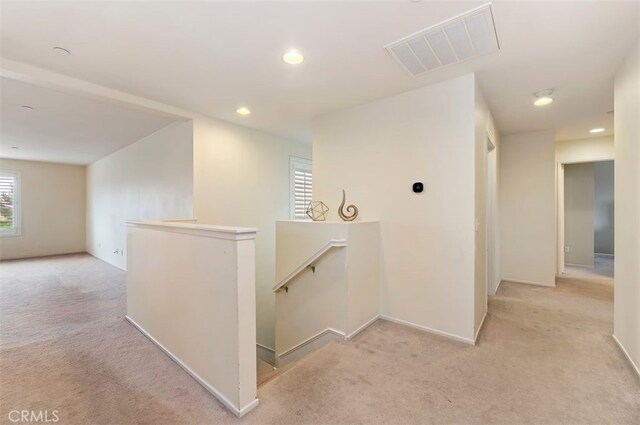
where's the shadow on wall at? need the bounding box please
[595,201,614,255]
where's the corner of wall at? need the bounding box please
[613,38,640,375]
[85,120,194,271]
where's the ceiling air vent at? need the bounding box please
[386,3,499,76]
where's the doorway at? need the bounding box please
[558,160,614,278]
[486,135,497,295]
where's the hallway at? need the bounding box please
[1,254,638,424]
[251,277,638,424]
[564,254,615,279]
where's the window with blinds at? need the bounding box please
[0,171,20,236]
[290,157,313,220]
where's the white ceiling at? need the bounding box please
[0,77,178,164]
[1,1,638,151]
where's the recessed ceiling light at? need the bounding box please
[589,128,605,134]
[533,89,554,106]
[534,97,553,106]
[282,50,304,65]
[21,105,34,110]
[53,46,71,56]
[236,107,251,116]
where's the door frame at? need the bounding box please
[486,134,497,296]
[556,158,615,275]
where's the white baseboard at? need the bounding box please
[1,251,88,262]
[238,399,260,418]
[474,312,487,344]
[493,279,504,295]
[565,263,595,269]
[612,334,640,379]
[256,343,275,365]
[277,316,380,367]
[87,251,126,271]
[501,278,555,288]
[125,316,258,418]
[379,315,474,345]
[277,328,344,368]
[345,315,380,340]
[595,253,614,257]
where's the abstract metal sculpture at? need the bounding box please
[338,189,358,221]
[306,201,330,221]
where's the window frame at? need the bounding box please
[289,156,313,220]
[0,170,21,237]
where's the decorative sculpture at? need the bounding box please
[306,201,330,221]
[338,189,358,221]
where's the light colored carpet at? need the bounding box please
[1,254,638,425]
[564,254,615,279]
[257,359,277,386]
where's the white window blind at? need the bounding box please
[0,170,20,237]
[290,157,312,220]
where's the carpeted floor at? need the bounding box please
[564,254,615,279]
[1,254,638,424]
[257,358,277,386]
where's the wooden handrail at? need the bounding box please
[273,239,347,292]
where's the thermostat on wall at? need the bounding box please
[412,182,424,193]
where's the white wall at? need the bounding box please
[8,57,311,354]
[313,74,478,342]
[474,81,500,332]
[555,136,614,164]
[0,159,86,260]
[594,161,614,255]
[86,121,194,269]
[500,130,556,287]
[613,39,640,376]
[274,221,380,366]
[126,221,258,416]
[564,162,595,266]
[192,117,311,352]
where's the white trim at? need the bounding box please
[277,220,379,224]
[125,316,259,418]
[345,315,380,340]
[379,315,474,345]
[0,170,21,238]
[557,162,565,275]
[565,263,595,268]
[277,328,344,368]
[501,278,555,288]
[126,220,257,241]
[493,279,504,295]
[156,218,198,224]
[273,239,347,291]
[289,156,312,220]
[257,343,275,353]
[276,317,380,367]
[256,343,275,365]
[278,328,345,358]
[595,253,614,257]
[612,334,640,378]
[474,312,487,344]
[237,399,260,418]
[87,251,126,271]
